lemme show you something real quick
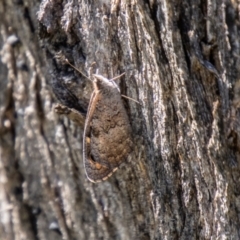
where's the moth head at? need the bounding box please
[93,74,120,92]
[93,74,110,84]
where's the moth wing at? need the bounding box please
[83,80,133,182]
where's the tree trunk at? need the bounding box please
[1,0,240,239]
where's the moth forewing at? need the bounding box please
[83,74,133,183]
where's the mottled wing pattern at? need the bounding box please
[83,76,133,182]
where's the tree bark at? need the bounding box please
[1,0,240,239]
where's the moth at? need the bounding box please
[83,74,133,182]
[54,58,133,182]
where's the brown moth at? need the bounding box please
[83,74,133,182]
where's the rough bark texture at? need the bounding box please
[1,0,240,239]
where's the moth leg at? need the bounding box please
[54,103,85,127]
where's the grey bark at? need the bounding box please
[1,0,240,239]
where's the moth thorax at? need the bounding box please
[94,78,117,91]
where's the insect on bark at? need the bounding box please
[62,59,134,182]
[83,74,133,182]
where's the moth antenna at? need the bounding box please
[109,73,140,104]
[110,72,125,81]
[65,58,93,82]
[64,61,139,104]
[121,94,141,105]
